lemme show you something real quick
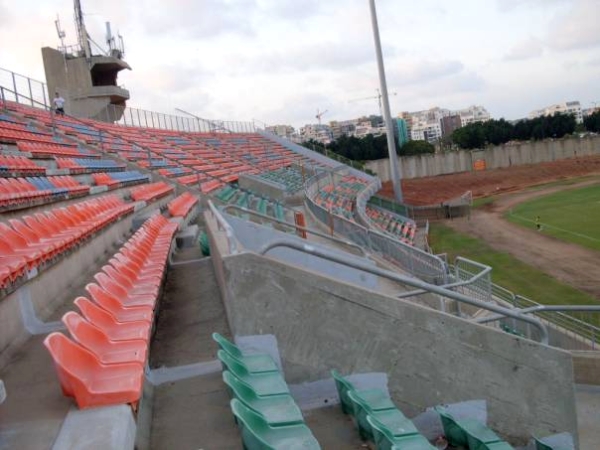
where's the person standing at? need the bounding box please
[535,215,541,231]
[53,92,65,116]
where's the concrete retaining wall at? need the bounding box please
[367,135,600,180]
[572,351,600,385]
[207,216,578,444]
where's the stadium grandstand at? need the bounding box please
[0,4,598,450]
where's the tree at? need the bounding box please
[584,111,600,132]
[452,122,486,149]
[400,140,435,156]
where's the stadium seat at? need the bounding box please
[435,406,513,450]
[212,332,278,373]
[343,385,396,440]
[43,332,143,409]
[74,297,151,342]
[366,415,435,450]
[230,399,320,450]
[85,283,153,323]
[93,272,157,308]
[222,371,304,427]
[216,350,289,397]
[347,389,418,441]
[62,311,147,366]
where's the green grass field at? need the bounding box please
[429,223,600,326]
[505,183,600,252]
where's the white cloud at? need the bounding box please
[504,37,544,61]
[546,0,600,50]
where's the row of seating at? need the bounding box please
[43,214,178,408]
[55,158,125,172]
[167,192,198,218]
[366,205,416,245]
[257,167,305,193]
[332,370,435,449]
[0,154,45,175]
[0,195,134,290]
[0,177,58,209]
[130,181,174,202]
[92,171,149,188]
[213,333,320,449]
[435,406,514,450]
[16,141,95,159]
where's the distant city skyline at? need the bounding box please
[0,0,598,128]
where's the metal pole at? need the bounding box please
[12,73,18,104]
[368,0,402,202]
[27,78,33,106]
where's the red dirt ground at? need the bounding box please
[377,154,600,299]
[378,154,600,205]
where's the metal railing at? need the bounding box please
[258,239,549,344]
[95,103,258,133]
[221,205,367,257]
[304,171,449,284]
[207,200,239,254]
[0,67,49,110]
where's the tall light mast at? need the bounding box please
[74,0,92,59]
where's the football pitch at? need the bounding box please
[506,183,600,252]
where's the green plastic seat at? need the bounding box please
[370,408,419,441]
[331,369,355,414]
[223,370,304,427]
[534,437,569,450]
[347,389,397,440]
[367,415,435,450]
[435,406,506,450]
[217,351,289,397]
[212,332,278,373]
[230,398,321,450]
[483,442,515,450]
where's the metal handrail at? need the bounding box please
[258,239,549,344]
[208,200,238,254]
[222,205,367,257]
[476,305,600,324]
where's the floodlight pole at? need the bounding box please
[368,0,403,203]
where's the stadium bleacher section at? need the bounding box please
[0,97,584,450]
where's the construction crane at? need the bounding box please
[349,89,397,117]
[315,108,328,125]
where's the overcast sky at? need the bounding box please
[0,0,599,128]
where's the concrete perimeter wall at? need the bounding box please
[206,214,578,444]
[367,135,600,180]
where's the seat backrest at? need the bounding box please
[331,369,354,397]
[222,370,258,402]
[43,332,98,381]
[9,219,41,243]
[366,413,396,443]
[62,311,111,353]
[212,332,242,358]
[86,283,121,314]
[217,350,249,377]
[230,398,270,437]
[94,272,128,298]
[101,265,133,290]
[74,296,117,327]
[533,438,555,450]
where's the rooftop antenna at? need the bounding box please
[316,108,328,125]
[74,0,92,59]
[54,15,66,50]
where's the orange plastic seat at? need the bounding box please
[62,311,148,366]
[101,264,159,296]
[86,283,153,323]
[43,332,143,409]
[94,272,156,308]
[74,297,150,342]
